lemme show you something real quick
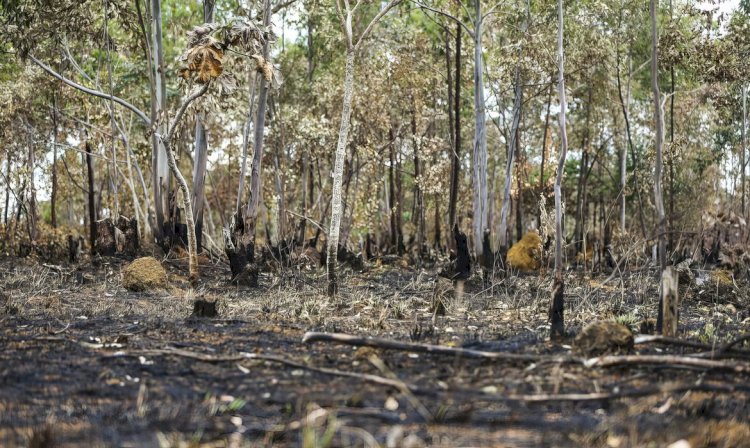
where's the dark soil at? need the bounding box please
[1,255,749,447]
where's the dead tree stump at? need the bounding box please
[224,211,258,287]
[454,224,471,280]
[95,218,117,256]
[661,266,679,337]
[117,216,139,256]
[67,235,84,262]
[94,217,140,257]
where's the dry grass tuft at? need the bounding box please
[573,320,634,356]
[122,257,169,292]
[506,231,543,272]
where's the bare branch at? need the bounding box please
[411,0,474,38]
[164,84,210,142]
[30,55,151,127]
[355,0,402,48]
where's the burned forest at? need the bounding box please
[1,0,750,446]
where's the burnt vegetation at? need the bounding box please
[1,0,750,446]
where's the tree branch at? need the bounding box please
[29,55,151,127]
[355,0,402,49]
[164,83,210,142]
[411,1,474,38]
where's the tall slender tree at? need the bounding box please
[327,0,402,295]
[551,0,569,340]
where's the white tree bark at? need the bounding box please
[499,0,528,255]
[326,0,401,295]
[650,0,666,272]
[471,2,488,257]
[327,49,356,295]
[158,84,209,280]
[147,0,169,239]
[551,0,569,340]
[554,0,569,277]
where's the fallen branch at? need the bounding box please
[477,381,750,404]
[585,354,750,373]
[101,347,750,406]
[635,334,750,360]
[302,331,572,363]
[105,348,427,393]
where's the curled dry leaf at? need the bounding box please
[181,44,224,83]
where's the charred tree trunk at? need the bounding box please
[51,95,58,228]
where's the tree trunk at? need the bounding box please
[743,84,748,218]
[472,5,489,258]
[388,126,400,251]
[162,137,199,279]
[237,73,259,212]
[239,0,272,266]
[3,152,9,225]
[51,95,58,228]
[499,65,522,258]
[448,23,461,250]
[86,142,97,254]
[327,49,356,295]
[574,87,592,256]
[412,109,424,258]
[651,0,666,272]
[191,0,215,253]
[616,49,647,238]
[652,0,667,330]
[551,0,569,341]
[151,0,169,243]
[538,82,552,229]
[192,115,208,252]
[27,142,37,243]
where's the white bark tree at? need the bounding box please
[327,0,402,295]
[651,0,666,273]
[498,0,529,259]
[550,0,569,340]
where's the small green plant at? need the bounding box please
[697,322,716,344]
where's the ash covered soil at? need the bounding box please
[1,255,750,447]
